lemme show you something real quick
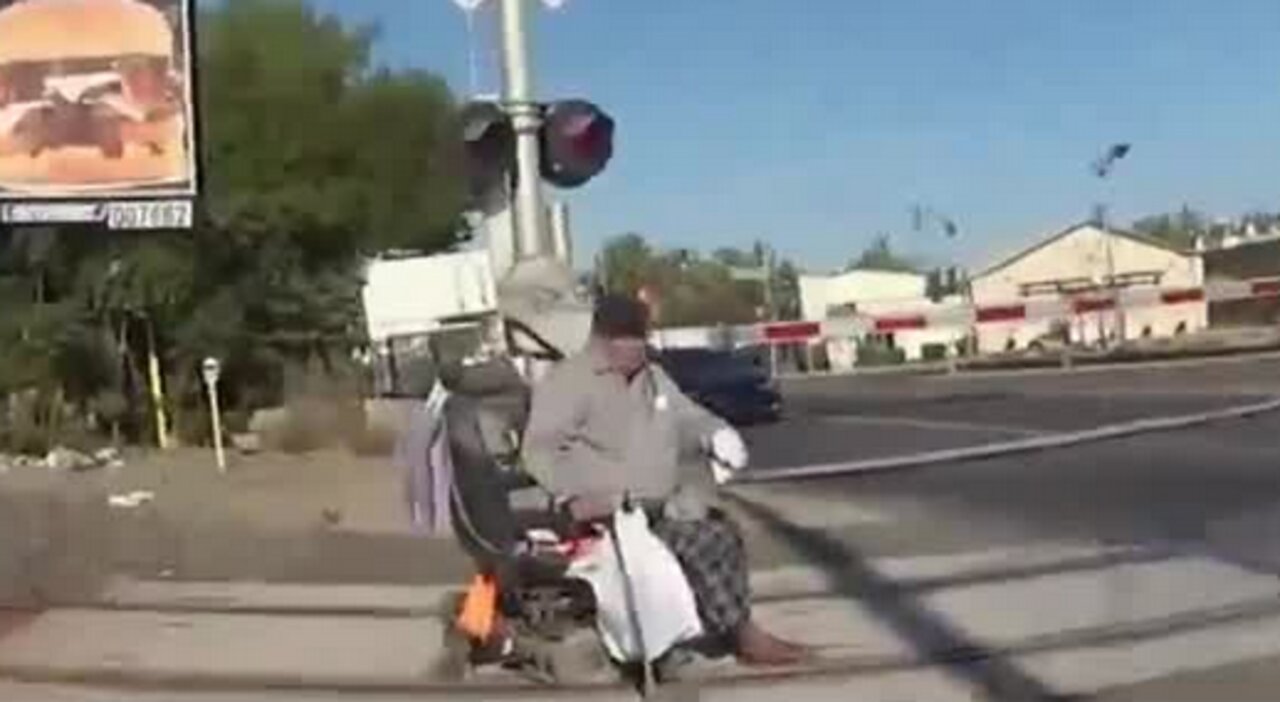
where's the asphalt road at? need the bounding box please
[6,354,1278,589]
[736,356,1280,700]
[745,355,1280,470]
[9,356,1280,698]
[751,406,1280,557]
[747,392,1264,469]
[782,351,1280,400]
[738,355,1280,563]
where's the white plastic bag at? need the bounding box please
[566,509,703,663]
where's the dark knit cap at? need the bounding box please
[592,294,651,339]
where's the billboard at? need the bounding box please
[0,0,197,229]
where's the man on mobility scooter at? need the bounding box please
[522,295,811,668]
[440,296,808,686]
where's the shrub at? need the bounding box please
[922,343,949,361]
[857,344,906,367]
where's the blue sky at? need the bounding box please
[307,0,1280,271]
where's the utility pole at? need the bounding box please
[763,248,781,377]
[498,0,547,261]
[911,206,973,356]
[960,271,977,358]
[732,245,782,375]
[459,0,606,354]
[1092,143,1130,348]
[1094,202,1119,346]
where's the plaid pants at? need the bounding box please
[650,510,751,638]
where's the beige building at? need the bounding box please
[970,223,1207,354]
[799,269,964,366]
[798,269,927,321]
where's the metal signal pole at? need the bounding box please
[498,0,547,261]
[1092,143,1130,347]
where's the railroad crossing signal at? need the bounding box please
[1092,143,1131,178]
[461,100,516,207]
[461,98,615,205]
[538,99,615,188]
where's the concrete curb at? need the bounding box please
[739,396,1280,483]
[6,589,1280,696]
[86,578,455,619]
[0,664,579,698]
[57,569,859,618]
[63,544,1145,619]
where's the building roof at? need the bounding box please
[973,221,1193,282]
[801,267,925,282]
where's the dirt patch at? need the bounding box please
[0,447,475,588]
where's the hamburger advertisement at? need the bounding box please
[0,0,197,202]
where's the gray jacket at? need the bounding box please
[522,342,728,512]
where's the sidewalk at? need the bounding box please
[5,541,1280,700]
[85,542,1135,615]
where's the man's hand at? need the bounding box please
[708,427,748,485]
[710,427,748,470]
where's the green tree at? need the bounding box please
[0,228,114,450]
[1132,207,1206,249]
[598,233,656,295]
[771,259,801,320]
[711,247,759,269]
[0,0,469,451]
[1241,211,1280,236]
[160,0,468,435]
[597,234,801,326]
[659,256,759,327]
[848,235,918,273]
[712,243,801,321]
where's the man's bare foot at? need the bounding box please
[734,621,813,667]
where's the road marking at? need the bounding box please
[741,396,1280,483]
[731,490,891,530]
[779,348,1280,384]
[814,413,1047,436]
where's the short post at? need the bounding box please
[201,357,226,474]
[145,319,171,450]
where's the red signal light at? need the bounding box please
[540,99,614,188]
